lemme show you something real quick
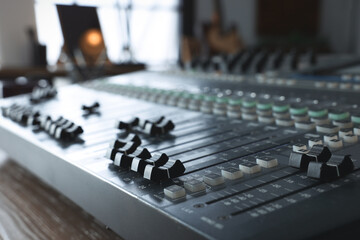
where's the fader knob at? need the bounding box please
[143,159,185,181]
[289,145,331,170]
[307,155,354,181]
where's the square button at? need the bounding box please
[203,173,225,186]
[221,167,243,180]
[239,162,261,174]
[164,185,186,199]
[256,156,278,168]
[184,179,206,193]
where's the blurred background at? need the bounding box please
[0,0,359,97]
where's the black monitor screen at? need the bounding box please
[57,4,102,57]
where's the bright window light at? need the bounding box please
[34,0,180,66]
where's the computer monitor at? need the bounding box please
[56,4,103,58]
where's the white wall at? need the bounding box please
[0,0,37,67]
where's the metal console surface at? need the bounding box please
[0,71,360,240]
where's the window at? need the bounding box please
[34,0,180,66]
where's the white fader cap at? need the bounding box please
[221,167,243,180]
[164,185,186,200]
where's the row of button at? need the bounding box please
[115,116,175,136]
[1,103,40,126]
[289,144,354,181]
[106,134,185,181]
[168,70,360,91]
[39,116,84,140]
[1,104,83,141]
[163,156,279,200]
[96,83,360,133]
[293,128,359,153]
[30,85,57,103]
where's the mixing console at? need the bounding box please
[1,70,360,239]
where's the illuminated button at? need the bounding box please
[316,124,340,134]
[311,116,330,125]
[221,167,243,180]
[343,134,358,144]
[328,110,350,121]
[204,94,217,102]
[164,185,186,199]
[242,98,257,108]
[272,102,290,113]
[295,121,316,130]
[215,96,229,104]
[257,100,272,110]
[200,101,214,113]
[339,128,353,139]
[292,143,307,153]
[213,97,228,115]
[188,94,204,110]
[203,173,225,186]
[239,162,261,174]
[184,179,206,193]
[290,104,308,115]
[256,156,278,168]
[324,134,338,144]
[351,112,360,124]
[275,118,294,127]
[333,119,353,129]
[308,138,323,148]
[167,91,183,106]
[308,106,328,118]
[228,98,242,106]
[327,139,343,149]
[214,97,229,109]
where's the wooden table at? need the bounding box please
[0,151,123,240]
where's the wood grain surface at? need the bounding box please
[0,153,123,240]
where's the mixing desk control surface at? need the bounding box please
[1,71,360,240]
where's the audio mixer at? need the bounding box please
[1,69,360,240]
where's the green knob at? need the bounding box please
[273,104,289,112]
[193,94,205,100]
[216,97,229,104]
[242,100,257,108]
[229,98,242,105]
[351,115,360,124]
[257,102,272,110]
[290,106,308,115]
[308,109,328,118]
[204,95,217,102]
[329,111,350,121]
